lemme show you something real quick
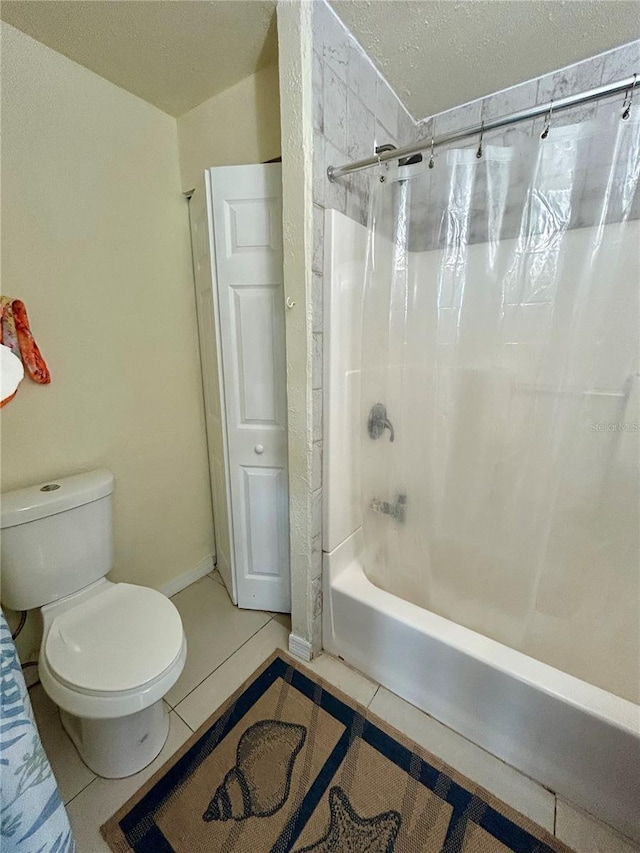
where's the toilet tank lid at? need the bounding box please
[1,469,114,529]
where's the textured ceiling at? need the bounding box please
[0,1,277,117]
[3,1,638,120]
[331,0,640,119]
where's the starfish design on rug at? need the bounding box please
[295,786,401,853]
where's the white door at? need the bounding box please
[190,182,236,602]
[193,164,290,613]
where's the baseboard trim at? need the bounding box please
[159,555,215,598]
[288,633,313,662]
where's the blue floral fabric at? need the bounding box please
[1,612,75,852]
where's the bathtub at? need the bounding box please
[322,528,640,843]
[322,209,640,843]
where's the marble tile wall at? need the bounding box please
[412,41,640,246]
[418,39,639,142]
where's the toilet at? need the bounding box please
[0,469,187,778]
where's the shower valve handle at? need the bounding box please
[368,403,395,442]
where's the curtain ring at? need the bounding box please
[377,152,385,182]
[541,99,554,139]
[476,121,484,159]
[622,74,636,120]
[428,136,435,169]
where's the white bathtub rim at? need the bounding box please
[327,532,639,738]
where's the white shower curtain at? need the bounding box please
[360,108,640,703]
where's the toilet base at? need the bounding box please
[60,700,170,778]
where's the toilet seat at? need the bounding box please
[40,580,187,720]
[45,583,183,693]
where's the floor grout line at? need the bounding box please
[64,775,98,807]
[340,661,562,832]
[43,635,551,820]
[367,684,381,708]
[367,679,556,795]
[171,706,195,733]
[171,616,277,711]
[42,571,634,850]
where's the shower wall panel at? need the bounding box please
[358,220,639,703]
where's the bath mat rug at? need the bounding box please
[102,650,571,853]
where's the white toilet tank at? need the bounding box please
[1,469,115,611]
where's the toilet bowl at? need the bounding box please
[39,579,186,777]
[0,470,187,778]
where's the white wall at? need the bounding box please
[177,64,281,193]
[0,23,215,657]
[276,0,317,658]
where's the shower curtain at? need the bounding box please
[360,107,640,703]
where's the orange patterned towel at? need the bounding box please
[0,297,51,384]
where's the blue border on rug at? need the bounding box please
[116,655,557,853]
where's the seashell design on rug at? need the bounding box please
[203,719,307,822]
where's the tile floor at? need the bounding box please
[30,572,638,853]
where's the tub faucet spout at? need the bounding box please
[370,494,407,523]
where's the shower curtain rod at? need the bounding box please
[327,74,639,181]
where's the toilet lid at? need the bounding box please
[45,583,184,693]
